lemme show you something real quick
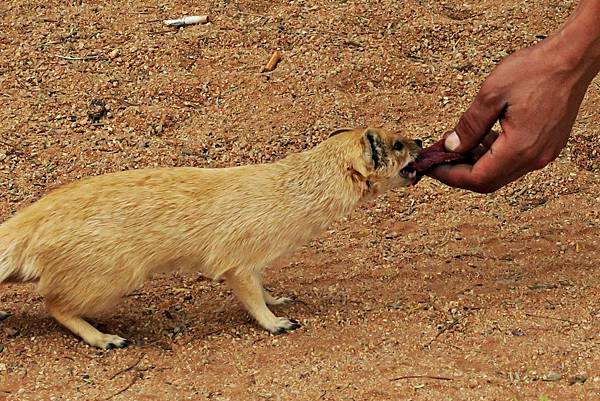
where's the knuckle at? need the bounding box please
[477,82,502,107]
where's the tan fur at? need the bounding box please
[0,127,420,348]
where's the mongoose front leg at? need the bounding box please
[46,302,129,349]
[224,270,300,334]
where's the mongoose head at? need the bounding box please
[329,127,423,194]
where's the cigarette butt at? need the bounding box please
[163,15,209,27]
[262,50,282,72]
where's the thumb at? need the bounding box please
[446,88,506,153]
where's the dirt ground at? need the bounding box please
[1,0,599,400]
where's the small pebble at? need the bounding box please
[542,371,562,382]
[467,378,478,388]
[510,328,525,336]
[4,327,19,338]
[158,342,172,351]
[569,374,587,385]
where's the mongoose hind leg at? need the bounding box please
[46,302,129,349]
[262,288,293,306]
[224,270,301,334]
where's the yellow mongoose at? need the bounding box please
[0,127,421,349]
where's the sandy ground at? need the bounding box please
[0,0,599,400]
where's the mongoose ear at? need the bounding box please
[350,128,384,178]
[329,127,353,138]
[362,128,385,170]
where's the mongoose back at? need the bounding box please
[0,127,421,349]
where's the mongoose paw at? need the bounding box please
[0,311,11,321]
[271,318,302,335]
[268,296,294,306]
[100,334,130,350]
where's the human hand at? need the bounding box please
[429,1,600,193]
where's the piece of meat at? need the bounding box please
[402,139,469,185]
[411,139,467,173]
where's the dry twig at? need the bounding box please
[391,374,453,381]
[109,353,145,380]
[524,312,581,325]
[55,54,101,61]
[105,373,141,400]
[423,318,459,348]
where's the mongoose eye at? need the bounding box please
[393,140,405,151]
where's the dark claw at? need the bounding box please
[273,327,287,335]
[272,319,302,335]
[0,311,11,321]
[105,339,129,350]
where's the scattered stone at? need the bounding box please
[388,302,403,310]
[510,328,525,336]
[569,374,588,385]
[88,99,107,123]
[153,124,164,136]
[158,342,172,351]
[542,371,562,382]
[4,327,20,338]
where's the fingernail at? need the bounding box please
[445,131,460,151]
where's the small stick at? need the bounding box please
[56,54,101,61]
[105,373,141,400]
[524,312,580,325]
[261,50,282,72]
[140,18,163,24]
[391,375,453,381]
[148,29,177,36]
[109,353,145,380]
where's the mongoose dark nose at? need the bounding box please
[415,139,423,148]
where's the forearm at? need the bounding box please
[554,0,600,78]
